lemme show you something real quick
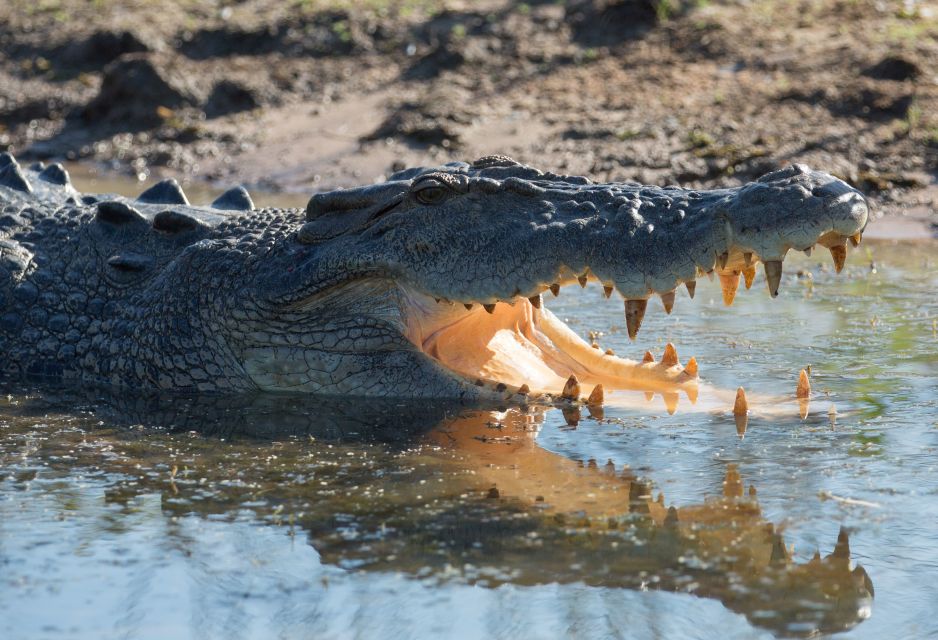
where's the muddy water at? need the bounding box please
[1,171,936,639]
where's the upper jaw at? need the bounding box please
[401,167,868,341]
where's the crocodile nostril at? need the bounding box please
[811,181,854,200]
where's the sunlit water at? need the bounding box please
[1,169,936,639]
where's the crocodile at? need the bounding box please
[0,152,868,399]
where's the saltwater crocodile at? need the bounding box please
[0,153,868,399]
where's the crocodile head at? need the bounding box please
[250,156,868,399]
[0,154,867,399]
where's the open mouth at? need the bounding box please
[401,280,697,401]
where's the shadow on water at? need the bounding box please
[1,383,873,638]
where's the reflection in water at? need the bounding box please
[0,385,872,637]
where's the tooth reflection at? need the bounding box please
[663,392,679,415]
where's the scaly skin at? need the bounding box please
[0,153,868,399]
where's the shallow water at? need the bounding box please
[1,173,936,638]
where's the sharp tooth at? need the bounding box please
[624,299,648,340]
[561,374,580,400]
[683,356,698,377]
[796,368,811,398]
[529,294,542,309]
[603,284,614,298]
[578,273,588,288]
[706,270,715,282]
[686,384,699,404]
[717,252,729,270]
[642,351,655,364]
[804,246,813,256]
[644,391,654,402]
[483,303,496,314]
[464,303,474,310]
[829,244,847,273]
[764,260,782,297]
[850,232,862,247]
[718,271,741,306]
[660,290,676,314]
[604,348,615,356]
[587,384,604,406]
[549,283,560,296]
[743,252,753,267]
[685,280,696,299]
[742,265,757,290]
[661,342,679,367]
[517,384,530,395]
[733,387,749,416]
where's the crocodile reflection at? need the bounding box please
[2,387,873,637]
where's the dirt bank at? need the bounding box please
[1,0,936,231]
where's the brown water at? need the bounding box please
[1,171,936,639]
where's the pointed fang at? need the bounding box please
[829,245,847,273]
[587,384,604,406]
[662,343,679,367]
[529,294,541,309]
[578,273,588,288]
[642,351,655,364]
[483,303,496,314]
[718,271,741,306]
[684,356,698,377]
[850,233,862,247]
[603,285,614,299]
[549,283,560,296]
[561,374,581,401]
[660,291,675,314]
[718,252,729,271]
[624,299,648,340]
[797,368,811,398]
[743,265,757,290]
[733,387,749,416]
[764,260,782,297]
[685,280,696,299]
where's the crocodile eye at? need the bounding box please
[415,185,448,205]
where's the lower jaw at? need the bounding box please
[404,292,693,397]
